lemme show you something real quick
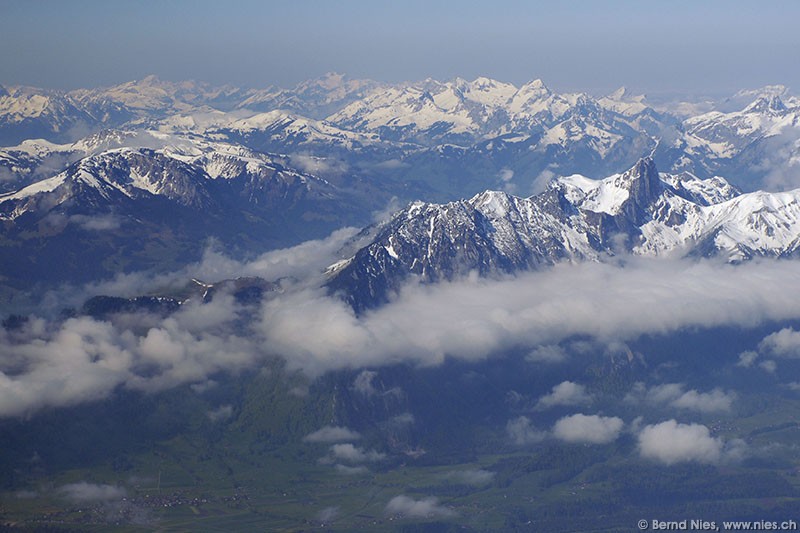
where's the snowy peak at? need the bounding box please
[622,157,662,211]
[609,87,629,100]
[743,94,788,115]
[599,87,648,116]
[518,78,550,96]
[327,159,800,311]
[0,134,339,222]
[664,173,741,206]
[555,157,662,218]
[238,72,382,117]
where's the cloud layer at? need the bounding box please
[261,258,800,376]
[5,243,800,417]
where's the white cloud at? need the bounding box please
[552,413,623,444]
[536,381,591,409]
[755,131,800,191]
[498,168,514,182]
[7,246,800,419]
[289,154,348,177]
[736,350,759,368]
[353,370,378,396]
[257,258,800,377]
[0,301,256,417]
[760,360,777,373]
[627,383,735,413]
[385,495,455,519]
[638,420,722,465]
[498,168,516,193]
[303,426,361,443]
[58,482,126,503]
[670,388,735,413]
[206,404,233,422]
[759,327,800,358]
[69,214,121,231]
[80,226,358,303]
[334,464,369,475]
[329,443,385,463]
[389,412,415,426]
[318,506,339,522]
[0,228,360,418]
[531,168,557,194]
[526,344,567,363]
[506,416,546,445]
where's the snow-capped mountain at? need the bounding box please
[322,76,683,188]
[326,157,800,311]
[4,74,800,299]
[0,130,153,193]
[674,91,800,188]
[235,72,383,118]
[326,76,666,149]
[0,134,369,287]
[0,133,348,220]
[197,110,390,153]
[4,75,800,197]
[0,85,123,146]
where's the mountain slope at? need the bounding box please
[0,136,368,289]
[327,158,800,311]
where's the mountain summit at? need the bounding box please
[327,157,799,312]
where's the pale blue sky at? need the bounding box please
[1,0,799,94]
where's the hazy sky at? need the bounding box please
[2,0,799,95]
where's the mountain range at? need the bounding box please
[2,74,800,303]
[326,157,800,311]
[5,74,800,532]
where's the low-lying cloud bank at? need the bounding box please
[4,247,800,417]
[261,257,800,376]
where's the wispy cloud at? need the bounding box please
[445,468,495,485]
[385,495,455,519]
[206,404,233,422]
[303,426,361,443]
[506,416,547,446]
[625,382,735,413]
[57,482,127,503]
[327,443,385,463]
